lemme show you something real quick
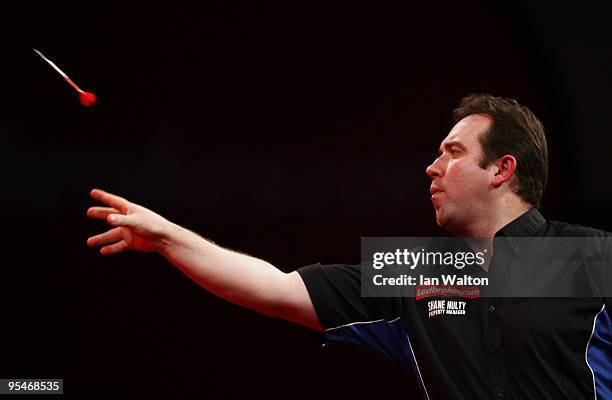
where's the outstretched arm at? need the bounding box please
[86,189,323,331]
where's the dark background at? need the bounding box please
[1,1,611,398]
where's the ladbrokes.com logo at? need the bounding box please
[416,284,481,300]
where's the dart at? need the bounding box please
[33,48,98,107]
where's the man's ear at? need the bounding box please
[491,155,517,188]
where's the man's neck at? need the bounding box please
[458,197,533,238]
[464,200,532,271]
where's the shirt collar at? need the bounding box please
[495,207,546,238]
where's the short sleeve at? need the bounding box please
[297,263,403,329]
[297,263,418,368]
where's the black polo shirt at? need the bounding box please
[298,209,611,400]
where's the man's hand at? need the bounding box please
[86,189,175,255]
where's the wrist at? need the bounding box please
[158,221,183,255]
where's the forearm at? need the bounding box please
[158,223,288,317]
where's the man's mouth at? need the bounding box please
[430,186,443,196]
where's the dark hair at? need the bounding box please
[453,93,548,207]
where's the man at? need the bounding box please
[87,94,611,399]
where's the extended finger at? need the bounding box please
[87,227,123,248]
[87,206,120,220]
[100,240,130,256]
[107,213,139,228]
[90,189,131,212]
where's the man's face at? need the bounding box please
[426,114,495,234]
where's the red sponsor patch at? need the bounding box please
[416,285,481,300]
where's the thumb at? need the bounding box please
[107,213,137,228]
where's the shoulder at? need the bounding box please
[545,220,612,238]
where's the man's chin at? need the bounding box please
[435,209,457,234]
[434,209,447,228]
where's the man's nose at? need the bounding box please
[426,157,444,179]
